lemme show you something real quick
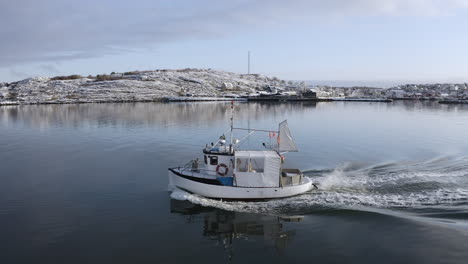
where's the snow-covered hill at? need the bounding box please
[0,69,288,105]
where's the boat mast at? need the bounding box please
[277,122,280,152]
[230,101,234,153]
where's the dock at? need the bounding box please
[164,96,394,103]
[439,99,468,104]
[330,98,393,102]
[246,96,392,103]
[246,96,319,102]
[163,97,247,102]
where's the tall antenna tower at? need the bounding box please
[247,51,251,74]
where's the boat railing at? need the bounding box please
[181,167,220,178]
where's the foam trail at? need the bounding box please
[170,157,468,218]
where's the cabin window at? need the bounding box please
[250,158,265,173]
[209,156,218,165]
[204,155,207,164]
[236,158,264,173]
[236,158,249,172]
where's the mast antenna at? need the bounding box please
[247,51,251,74]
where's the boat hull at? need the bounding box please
[168,170,313,200]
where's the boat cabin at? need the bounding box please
[200,149,302,188]
[234,151,280,187]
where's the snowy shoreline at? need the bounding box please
[0,69,289,106]
[2,68,467,106]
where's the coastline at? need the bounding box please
[0,69,289,106]
[2,68,468,106]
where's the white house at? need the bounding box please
[310,89,331,97]
[221,82,234,90]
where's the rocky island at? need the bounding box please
[1,68,468,105]
[0,69,290,105]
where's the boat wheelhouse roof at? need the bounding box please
[203,146,233,156]
[235,150,279,158]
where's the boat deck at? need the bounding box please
[281,168,303,186]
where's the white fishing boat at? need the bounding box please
[168,102,315,200]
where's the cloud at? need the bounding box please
[1,0,467,68]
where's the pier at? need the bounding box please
[330,98,393,102]
[246,96,392,103]
[163,97,247,102]
[439,99,468,104]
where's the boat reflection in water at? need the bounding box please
[203,209,301,251]
[170,199,302,257]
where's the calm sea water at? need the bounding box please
[1,101,468,264]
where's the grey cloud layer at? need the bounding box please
[1,0,467,67]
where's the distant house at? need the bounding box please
[302,89,317,98]
[221,82,234,90]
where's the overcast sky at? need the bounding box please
[1,0,468,84]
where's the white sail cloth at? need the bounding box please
[278,120,298,152]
